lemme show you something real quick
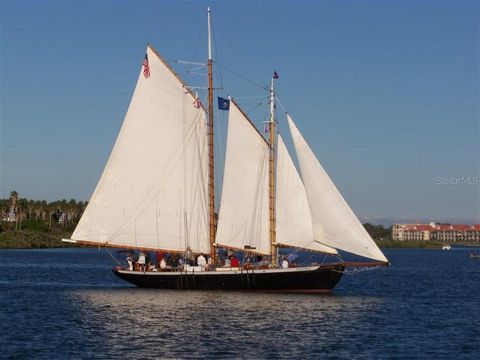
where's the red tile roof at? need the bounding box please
[400,223,480,232]
[403,224,434,231]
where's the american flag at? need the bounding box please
[143,54,150,78]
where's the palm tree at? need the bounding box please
[9,191,18,206]
[40,200,47,221]
[9,191,19,230]
[67,199,77,225]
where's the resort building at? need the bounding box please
[392,223,480,242]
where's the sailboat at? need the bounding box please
[63,8,388,292]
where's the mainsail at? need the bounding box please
[276,135,337,254]
[287,115,388,262]
[215,101,270,254]
[70,45,210,253]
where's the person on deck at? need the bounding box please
[155,251,165,268]
[138,251,146,272]
[145,252,151,270]
[185,247,195,266]
[178,257,185,270]
[126,251,134,271]
[165,253,173,267]
[281,256,289,269]
[197,254,207,268]
[231,255,240,267]
[172,254,180,269]
[223,256,231,267]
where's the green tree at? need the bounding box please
[363,223,391,240]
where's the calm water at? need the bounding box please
[0,248,479,359]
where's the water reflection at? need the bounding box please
[70,288,385,358]
[3,248,478,358]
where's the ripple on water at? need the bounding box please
[0,248,479,359]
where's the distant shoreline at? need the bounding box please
[0,229,75,249]
[1,229,479,250]
[374,239,480,249]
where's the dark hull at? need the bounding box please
[113,264,345,293]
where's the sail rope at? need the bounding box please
[215,61,268,91]
[105,247,122,266]
[230,95,266,100]
[299,252,317,267]
[176,19,207,91]
[213,25,267,91]
[242,99,269,121]
[275,96,289,116]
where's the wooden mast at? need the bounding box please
[207,7,216,262]
[269,76,277,266]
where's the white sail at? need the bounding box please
[287,115,388,262]
[215,101,270,254]
[71,45,209,253]
[276,135,337,254]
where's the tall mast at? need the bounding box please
[269,76,277,266]
[207,7,216,262]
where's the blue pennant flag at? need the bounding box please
[217,97,230,110]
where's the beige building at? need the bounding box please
[392,223,480,242]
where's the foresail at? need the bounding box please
[215,101,270,254]
[71,45,209,253]
[287,115,388,262]
[276,135,337,254]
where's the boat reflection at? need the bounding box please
[69,288,385,357]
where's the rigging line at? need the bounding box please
[300,252,317,267]
[188,64,207,72]
[215,61,268,91]
[186,19,207,85]
[215,27,266,89]
[188,72,208,77]
[320,254,328,264]
[173,19,207,90]
[275,96,289,115]
[242,101,267,120]
[175,60,206,66]
[231,95,267,100]
[105,248,122,266]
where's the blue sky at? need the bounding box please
[1,0,478,225]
